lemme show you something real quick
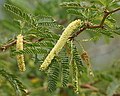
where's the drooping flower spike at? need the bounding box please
[40,19,81,70]
[16,34,26,72]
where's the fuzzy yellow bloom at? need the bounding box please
[40,19,81,70]
[16,34,26,72]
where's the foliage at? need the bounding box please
[0,69,27,96]
[0,0,120,96]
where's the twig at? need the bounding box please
[67,80,100,92]
[0,40,16,51]
[0,38,44,51]
[80,83,99,92]
[70,7,120,40]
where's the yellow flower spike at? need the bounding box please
[40,19,81,70]
[16,34,26,72]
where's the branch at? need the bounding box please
[0,38,44,51]
[67,80,100,92]
[0,40,16,51]
[70,7,120,40]
[80,83,99,92]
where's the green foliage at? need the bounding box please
[35,15,55,22]
[0,69,27,96]
[4,3,62,30]
[60,49,69,87]
[72,42,84,74]
[0,0,120,96]
[60,1,120,40]
[25,41,54,48]
[4,3,31,22]
[4,3,62,42]
[4,3,61,61]
[60,2,81,8]
[38,22,62,29]
[14,47,48,55]
[47,58,60,92]
[70,41,84,93]
[26,28,59,40]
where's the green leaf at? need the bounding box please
[107,16,116,23]
[72,43,84,74]
[97,28,114,38]
[70,41,83,93]
[4,3,32,22]
[112,27,120,35]
[36,15,55,22]
[27,28,59,40]
[4,3,62,31]
[25,41,54,48]
[67,9,85,19]
[60,49,69,87]
[0,69,27,96]
[60,2,81,8]
[47,59,60,92]
[38,22,62,29]
[14,47,48,55]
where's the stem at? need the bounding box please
[70,7,120,40]
[0,40,16,51]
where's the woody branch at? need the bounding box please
[70,7,120,40]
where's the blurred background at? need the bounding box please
[0,0,120,96]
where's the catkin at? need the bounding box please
[40,19,81,70]
[16,34,26,72]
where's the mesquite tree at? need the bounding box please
[0,0,120,96]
